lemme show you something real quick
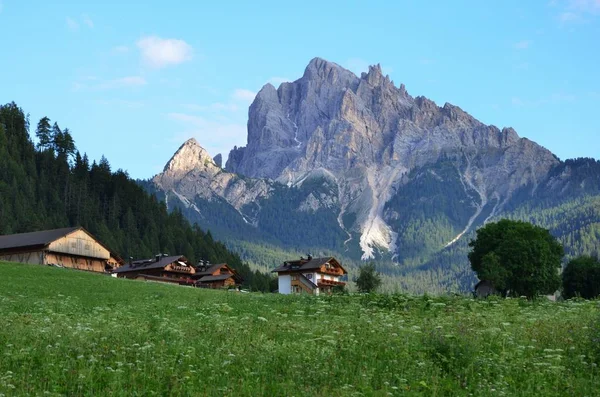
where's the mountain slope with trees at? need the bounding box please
[0,102,274,291]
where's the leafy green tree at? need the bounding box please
[355,263,382,293]
[469,219,564,298]
[562,256,600,299]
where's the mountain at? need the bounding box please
[150,58,600,292]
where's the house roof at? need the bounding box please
[271,256,347,274]
[0,227,81,251]
[195,263,228,276]
[113,255,187,273]
[197,274,235,283]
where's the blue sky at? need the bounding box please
[1,0,599,178]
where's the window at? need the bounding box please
[305,273,312,279]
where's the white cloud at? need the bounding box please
[82,14,94,28]
[137,36,193,68]
[232,89,256,103]
[66,17,79,31]
[167,112,247,159]
[514,40,532,49]
[0,1,4,14]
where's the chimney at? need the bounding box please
[307,254,313,261]
[155,254,161,262]
[129,257,133,266]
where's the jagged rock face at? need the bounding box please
[213,153,223,168]
[153,139,271,215]
[224,57,559,258]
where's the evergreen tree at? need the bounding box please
[355,263,382,293]
[35,116,53,150]
[562,256,600,299]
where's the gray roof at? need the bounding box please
[272,257,338,273]
[197,274,235,283]
[113,255,186,273]
[0,227,80,251]
[195,263,228,276]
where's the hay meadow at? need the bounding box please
[0,261,599,396]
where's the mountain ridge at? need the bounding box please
[149,57,600,291]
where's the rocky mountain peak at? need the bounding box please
[303,57,358,87]
[162,138,217,176]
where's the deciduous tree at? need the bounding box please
[468,219,563,298]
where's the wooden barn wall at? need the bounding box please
[44,253,107,273]
[48,230,110,260]
[0,251,44,265]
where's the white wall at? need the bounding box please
[278,274,292,294]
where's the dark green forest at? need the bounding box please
[0,102,274,291]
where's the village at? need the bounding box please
[0,226,348,295]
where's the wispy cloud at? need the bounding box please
[66,15,94,31]
[514,40,532,49]
[232,89,256,104]
[137,36,193,68]
[167,112,247,158]
[0,1,4,14]
[183,89,258,114]
[82,14,94,28]
[555,0,600,23]
[66,17,79,31]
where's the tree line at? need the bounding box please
[0,102,275,291]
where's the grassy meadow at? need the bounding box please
[0,261,599,396]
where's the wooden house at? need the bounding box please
[113,255,196,284]
[272,256,347,295]
[0,227,123,273]
[193,262,242,289]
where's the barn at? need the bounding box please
[0,227,123,272]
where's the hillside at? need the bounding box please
[1,261,599,395]
[149,58,600,292]
[0,102,273,291]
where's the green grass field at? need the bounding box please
[0,262,599,396]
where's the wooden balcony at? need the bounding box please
[318,278,346,287]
